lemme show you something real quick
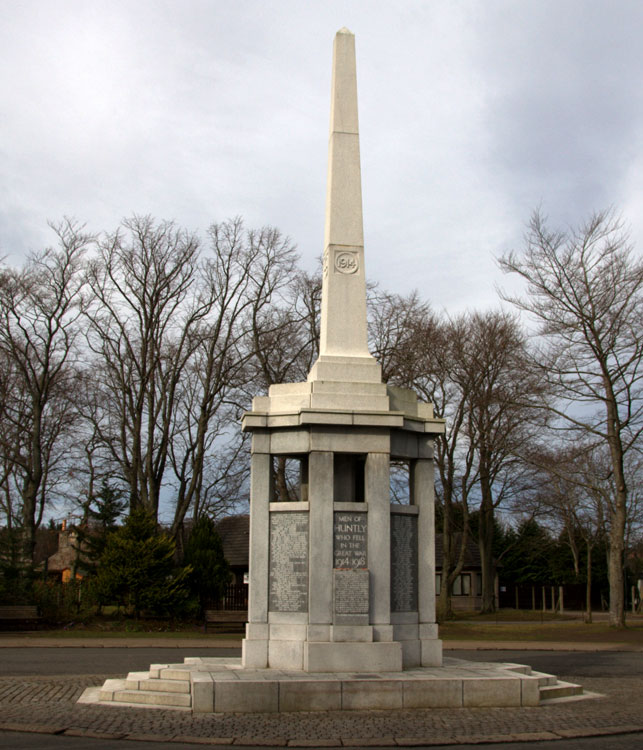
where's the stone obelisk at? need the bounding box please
[308,28,379,381]
[241,28,444,672]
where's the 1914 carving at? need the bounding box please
[334,251,359,274]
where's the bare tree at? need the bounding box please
[247,265,320,391]
[370,294,477,619]
[0,220,90,567]
[499,208,643,626]
[532,444,608,623]
[84,216,300,533]
[168,219,298,536]
[244,245,319,499]
[451,311,541,613]
[84,215,206,519]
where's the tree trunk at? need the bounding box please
[436,527,456,622]
[608,505,626,627]
[585,543,592,624]
[275,457,289,502]
[478,492,495,613]
[436,502,453,622]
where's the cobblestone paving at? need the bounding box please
[1,674,642,745]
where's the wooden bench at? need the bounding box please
[0,605,41,630]
[204,610,247,634]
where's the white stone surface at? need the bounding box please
[419,623,439,639]
[308,451,334,627]
[279,680,342,712]
[372,624,394,641]
[342,680,404,710]
[247,452,270,623]
[245,623,269,640]
[400,639,422,668]
[114,689,191,707]
[463,677,522,707]
[269,623,308,641]
[191,673,214,713]
[86,656,588,713]
[241,638,268,669]
[138,678,190,694]
[421,638,443,667]
[403,678,462,708]
[520,674,542,707]
[214,680,279,713]
[330,624,373,642]
[268,639,304,670]
[304,641,403,673]
[366,452,391,625]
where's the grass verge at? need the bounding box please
[440,620,643,644]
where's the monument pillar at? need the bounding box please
[241,28,444,672]
[366,452,392,627]
[308,450,334,628]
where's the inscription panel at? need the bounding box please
[390,513,418,612]
[334,569,369,614]
[334,512,367,568]
[269,511,308,612]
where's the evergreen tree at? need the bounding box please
[183,515,231,614]
[501,519,552,584]
[75,480,126,576]
[92,508,191,617]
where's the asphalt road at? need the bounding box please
[448,649,643,679]
[2,729,643,750]
[0,646,239,677]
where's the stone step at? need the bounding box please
[148,664,171,678]
[112,689,192,708]
[125,677,191,694]
[540,681,583,702]
[529,670,557,687]
[159,667,192,681]
[99,678,127,701]
[504,663,531,676]
[123,671,151,688]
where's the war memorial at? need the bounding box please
[82,29,584,713]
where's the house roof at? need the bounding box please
[435,533,482,570]
[216,514,249,568]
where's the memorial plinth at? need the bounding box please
[240,28,445,673]
[83,28,588,714]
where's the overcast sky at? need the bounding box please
[2,0,643,314]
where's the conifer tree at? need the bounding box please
[183,515,231,614]
[93,508,190,617]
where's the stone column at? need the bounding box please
[242,449,273,668]
[248,451,272,623]
[308,451,334,634]
[413,453,442,665]
[366,452,392,631]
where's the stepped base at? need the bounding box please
[81,656,593,713]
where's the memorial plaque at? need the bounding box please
[333,512,367,568]
[269,512,308,612]
[390,513,418,612]
[334,568,369,614]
